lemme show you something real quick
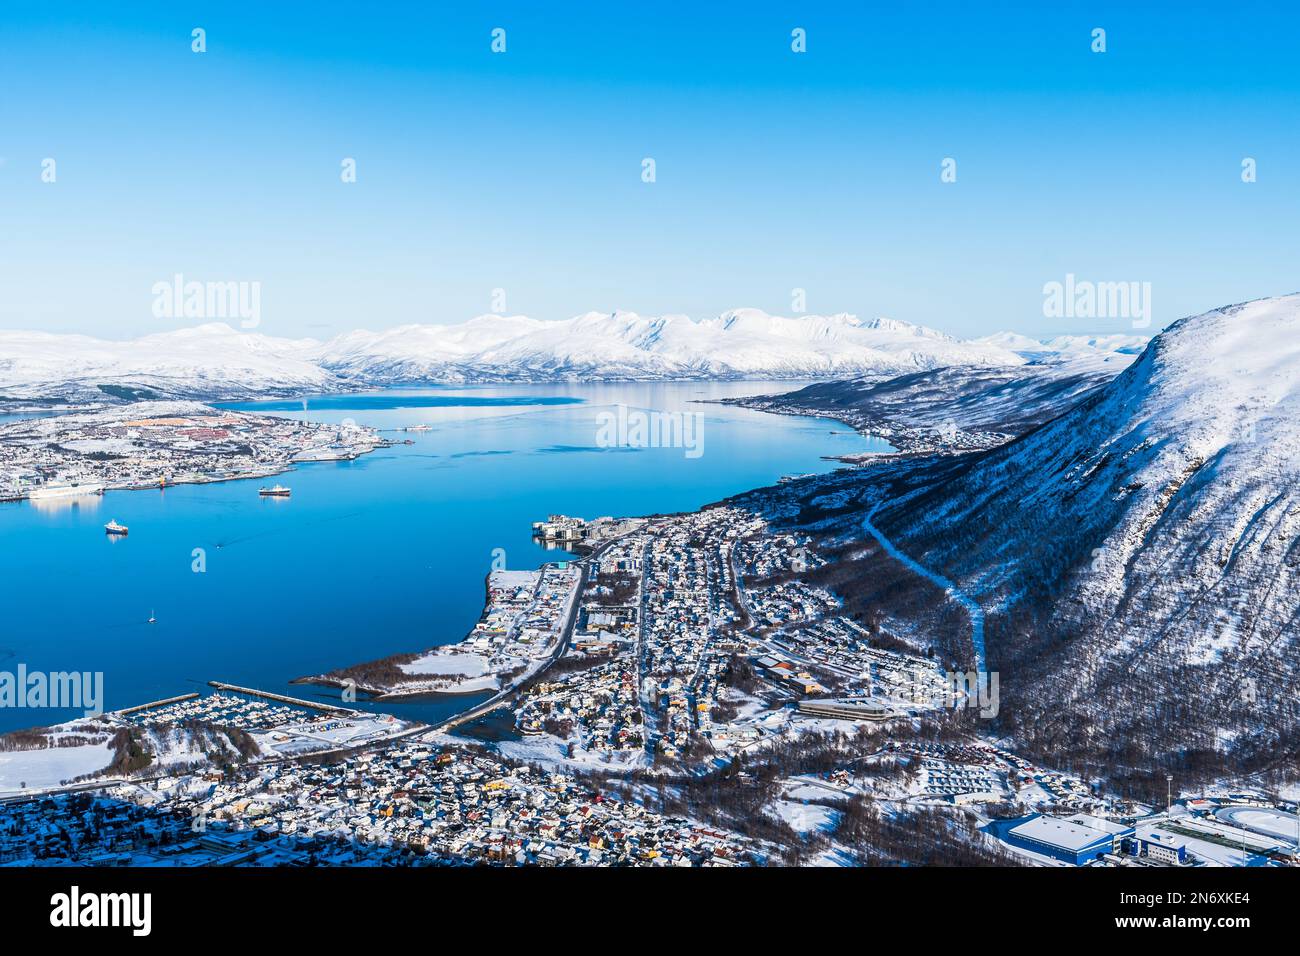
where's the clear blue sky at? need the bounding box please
[1,1,1296,340]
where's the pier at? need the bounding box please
[207,681,351,714]
[112,692,202,717]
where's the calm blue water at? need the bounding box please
[0,382,887,732]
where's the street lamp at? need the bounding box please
[1165,773,1173,814]
[1294,798,1300,863]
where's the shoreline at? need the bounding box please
[0,399,391,504]
[0,453,388,504]
[295,563,586,707]
[716,394,1007,455]
[288,673,496,702]
[1,386,843,745]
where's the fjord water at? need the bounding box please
[0,383,885,732]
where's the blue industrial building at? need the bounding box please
[1005,814,1134,865]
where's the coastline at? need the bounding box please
[0,399,390,504]
[295,562,586,706]
[0,454,388,504]
[716,394,1012,455]
[289,674,496,701]
[1,384,849,748]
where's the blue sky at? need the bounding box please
[1,1,1296,340]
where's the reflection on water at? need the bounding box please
[27,494,103,516]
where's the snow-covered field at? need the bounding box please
[1215,806,1300,844]
[401,653,490,678]
[767,777,850,837]
[0,741,114,793]
[255,715,407,756]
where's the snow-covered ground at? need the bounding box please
[1214,806,1299,844]
[255,714,407,756]
[0,741,114,793]
[401,653,490,678]
[768,794,842,835]
[0,324,337,401]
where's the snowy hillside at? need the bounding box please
[734,351,1137,452]
[865,294,1300,772]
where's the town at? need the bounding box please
[1,501,1297,867]
[0,691,755,867]
[0,400,384,502]
[509,507,968,769]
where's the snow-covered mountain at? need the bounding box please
[864,293,1300,773]
[0,309,1158,403]
[316,314,550,383]
[0,310,1032,400]
[976,330,1151,358]
[1042,333,1151,355]
[0,324,341,403]
[315,309,1030,384]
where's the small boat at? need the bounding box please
[258,485,292,497]
[104,520,128,536]
[148,610,156,625]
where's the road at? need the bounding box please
[861,509,986,672]
[433,552,598,735]
[635,537,658,757]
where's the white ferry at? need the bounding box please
[29,481,106,500]
[259,484,292,497]
[104,519,129,536]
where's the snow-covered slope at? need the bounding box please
[0,324,341,402]
[317,314,549,382]
[872,294,1300,769]
[739,352,1135,451]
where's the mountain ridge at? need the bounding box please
[0,309,1143,402]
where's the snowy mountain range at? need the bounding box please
[325,310,1035,383]
[0,309,1146,403]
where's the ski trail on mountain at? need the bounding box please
[862,510,987,672]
